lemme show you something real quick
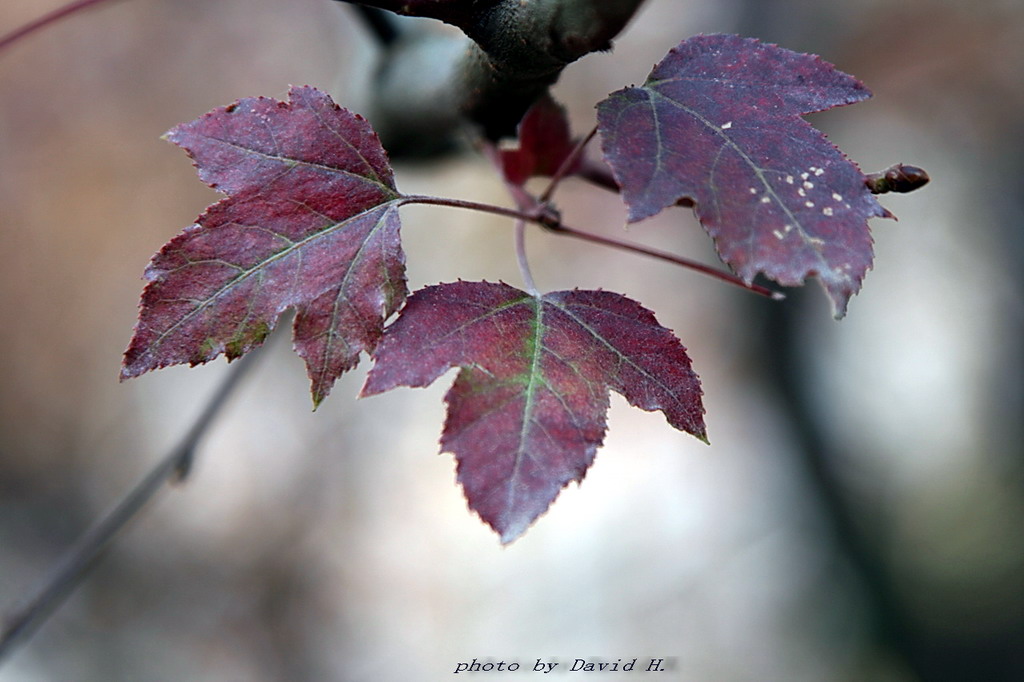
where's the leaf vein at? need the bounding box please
[147,202,399,354]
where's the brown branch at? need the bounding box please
[334,0,474,27]
[337,0,647,154]
[351,5,403,46]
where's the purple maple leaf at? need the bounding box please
[121,86,406,405]
[597,34,891,317]
[363,281,706,543]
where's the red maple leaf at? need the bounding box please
[121,86,406,405]
[499,95,581,186]
[597,34,891,317]
[363,281,706,543]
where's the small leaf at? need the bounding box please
[500,95,580,186]
[597,34,890,317]
[363,281,706,543]
[122,86,406,405]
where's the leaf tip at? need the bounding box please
[485,499,546,545]
[498,525,529,545]
[358,370,387,398]
[161,122,189,148]
[830,298,851,321]
[119,342,153,383]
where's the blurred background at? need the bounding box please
[1,0,1022,679]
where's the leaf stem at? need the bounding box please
[548,224,783,300]
[399,194,782,299]
[0,0,120,54]
[0,348,261,663]
[538,125,598,204]
[400,194,559,227]
[514,219,539,295]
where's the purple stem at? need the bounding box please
[400,194,782,299]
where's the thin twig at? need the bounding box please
[0,0,121,54]
[538,125,598,204]
[549,223,784,300]
[401,194,781,299]
[400,194,552,225]
[0,349,262,663]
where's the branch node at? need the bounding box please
[533,203,563,231]
[865,164,930,194]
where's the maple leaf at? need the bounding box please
[121,86,406,405]
[597,34,891,317]
[499,95,581,186]
[362,281,706,543]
